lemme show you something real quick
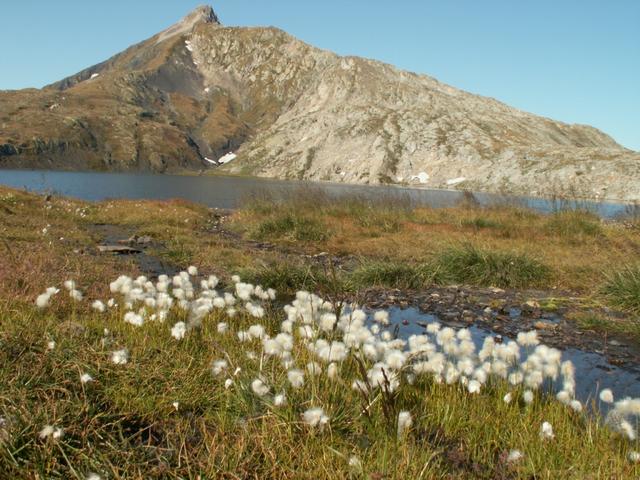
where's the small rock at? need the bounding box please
[491,287,505,294]
[525,300,540,309]
[98,245,141,254]
[534,321,556,331]
[608,340,624,347]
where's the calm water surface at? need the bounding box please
[0,169,632,217]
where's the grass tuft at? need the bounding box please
[544,210,602,239]
[601,264,640,314]
[433,244,551,288]
[254,212,329,242]
[350,261,426,290]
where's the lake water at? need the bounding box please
[0,169,633,217]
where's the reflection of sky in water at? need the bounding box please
[0,169,633,217]
[382,307,640,409]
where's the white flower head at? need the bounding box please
[348,455,362,470]
[39,425,54,439]
[540,421,554,440]
[251,378,269,397]
[302,407,329,428]
[467,380,481,394]
[374,311,390,326]
[91,300,105,313]
[36,293,51,308]
[599,388,614,404]
[111,349,129,365]
[212,360,228,376]
[287,369,305,389]
[523,390,534,404]
[397,410,413,438]
[506,449,523,463]
[171,321,187,340]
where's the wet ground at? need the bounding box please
[87,223,179,277]
[383,306,640,407]
[361,287,640,369]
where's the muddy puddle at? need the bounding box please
[89,223,179,278]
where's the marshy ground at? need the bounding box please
[1,185,639,478]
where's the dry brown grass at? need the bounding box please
[233,197,640,294]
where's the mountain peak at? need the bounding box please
[185,5,220,25]
[157,5,220,43]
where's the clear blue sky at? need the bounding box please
[2,1,638,150]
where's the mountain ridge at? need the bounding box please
[1,5,638,200]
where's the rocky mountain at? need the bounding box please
[1,5,638,200]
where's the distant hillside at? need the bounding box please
[1,5,638,200]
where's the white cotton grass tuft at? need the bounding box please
[273,393,286,406]
[629,451,640,463]
[211,360,228,376]
[599,388,614,404]
[91,300,105,312]
[86,474,102,480]
[36,293,51,308]
[373,311,390,326]
[80,373,94,384]
[171,321,187,340]
[397,410,413,438]
[523,390,534,404]
[47,340,56,351]
[187,265,198,276]
[540,421,554,440]
[302,407,329,428]
[38,425,54,439]
[251,378,269,397]
[569,399,583,413]
[506,449,524,463]
[467,379,481,394]
[39,425,63,440]
[503,392,513,404]
[110,349,128,365]
[348,455,362,470]
[70,289,83,301]
[287,369,305,389]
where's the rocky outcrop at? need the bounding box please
[1,5,638,200]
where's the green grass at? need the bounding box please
[601,264,640,314]
[570,311,640,344]
[433,244,551,289]
[544,210,603,239]
[242,262,346,297]
[0,285,637,478]
[254,212,329,242]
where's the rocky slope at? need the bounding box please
[1,5,638,200]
